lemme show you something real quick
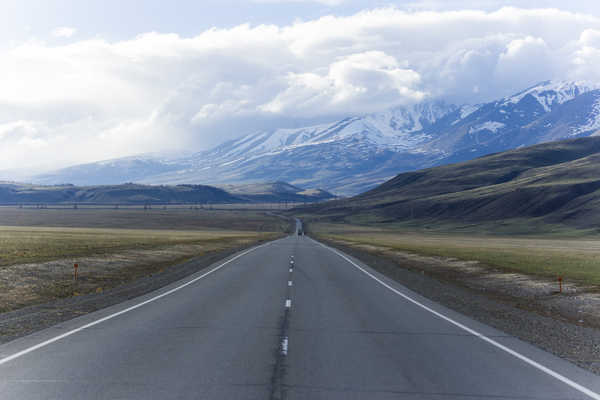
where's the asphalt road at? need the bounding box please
[1,224,599,399]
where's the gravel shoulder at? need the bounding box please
[318,236,600,375]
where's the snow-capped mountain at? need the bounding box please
[33,81,600,195]
[418,80,600,164]
[502,80,599,112]
[34,155,188,186]
[137,101,457,194]
[199,100,454,159]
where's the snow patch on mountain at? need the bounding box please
[459,104,479,119]
[364,102,454,135]
[469,121,505,134]
[572,97,600,135]
[503,80,599,112]
[451,104,481,125]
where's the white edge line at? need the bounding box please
[0,241,273,367]
[313,238,600,400]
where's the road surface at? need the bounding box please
[0,223,599,399]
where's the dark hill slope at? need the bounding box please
[0,183,241,205]
[216,181,335,203]
[298,137,600,230]
[0,181,334,205]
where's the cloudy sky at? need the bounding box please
[2,0,600,174]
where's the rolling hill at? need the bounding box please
[0,182,334,205]
[215,181,335,203]
[295,137,600,232]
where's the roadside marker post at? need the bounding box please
[74,263,79,282]
[558,276,563,293]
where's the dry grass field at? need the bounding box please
[0,207,288,312]
[310,222,600,286]
[0,206,290,231]
[0,226,274,267]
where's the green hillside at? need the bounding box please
[297,137,600,233]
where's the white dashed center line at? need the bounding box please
[288,281,293,286]
[281,336,289,356]
[285,299,292,308]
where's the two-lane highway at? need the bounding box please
[1,229,599,399]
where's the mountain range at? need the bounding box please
[31,80,600,195]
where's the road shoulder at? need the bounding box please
[316,236,600,376]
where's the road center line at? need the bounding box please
[289,268,293,273]
[281,336,289,356]
[285,299,292,308]
[0,241,274,367]
[313,238,600,400]
[288,281,293,286]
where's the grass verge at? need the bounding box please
[310,222,600,287]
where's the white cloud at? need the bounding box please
[579,29,600,48]
[2,7,600,173]
[51,26,77,38]
[252,0,344,5]
[571,29,600,82]
[260,51,424,115]
[494,36,557,94]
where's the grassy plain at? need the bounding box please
[0,207,288,312]
[310,222,600,286]
[0,226,274,267]
[0,206,290,231]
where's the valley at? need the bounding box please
[5,4,600,399]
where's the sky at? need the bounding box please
[2,0,600,173]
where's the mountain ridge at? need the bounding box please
[30,80,600,195]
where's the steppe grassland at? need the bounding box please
[0,207,287,311]
[0,225,277,266]
[311,222,600,286]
